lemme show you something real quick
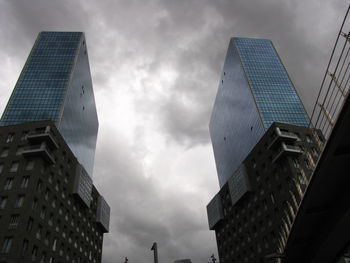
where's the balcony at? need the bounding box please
[96,195,110,233]
[228,164,251,206]
[22,143,55,164]
[273,142,303,163]
[73,164,92,207]
[268,127,299,149]
[207,193,224,230]
[27,131,58,150]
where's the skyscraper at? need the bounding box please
[206,37,323,262]
[0,32,109,263]
[0,32,98,176]
[210,37,310,187]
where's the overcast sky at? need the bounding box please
[0,1,347,262]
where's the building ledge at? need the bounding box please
[273,142,302,163]
[27,132,58,150]
[96,195,110,233]
[268,127,299,150]
[207,193,224,230]
[22,143,55,164]
[73,164,92,207]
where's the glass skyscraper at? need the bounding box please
[210,37,309,187]
[0,32,98,176]
[0,32,109,263]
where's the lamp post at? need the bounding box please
[151,242,158,263]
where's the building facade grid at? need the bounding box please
[0,31,98,176]
[0,121,108,263]
[0,32,81,126]
[208,123,324,263]
[210,37,310,187]
[234,38,309,128]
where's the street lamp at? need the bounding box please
[151,242,158,263]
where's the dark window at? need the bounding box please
[36,180,42,192]
[6,133,14,143]
[32,198,38,210]
[26,218,33,232]
[64,173,69,183]
[48,213,54,226]
[26,160,34,170]
[16,147,24,155]
[52,238,57,251]
[45,231,50,246]
[9,214,19,229]
[36,225,42,240]
[4,178,13,190]
[45,189,50,200]
[15,195,25,208]
[305,158,311,169]
[0,148,9,158]
[22,239,28,255]
[31,245,38,261]
[1,237,12,253]
[21,131,29,141]
[21,176,30,188]
[0,197,7,209]
[35,127,46,133]
[270,193,275,204]
[40,206,46,219]
[40,252,47,263]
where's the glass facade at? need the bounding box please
[235,38,309,128]
[0,32,98,176]
[59,33,98,176]
[227,164,251,206]
[73,164,93,207]
[96,195,111,233]
[210,37,309,187]
[207,193,224,230]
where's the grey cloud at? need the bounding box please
[92,0,342,147]
[93,128,216,263]
[0,0,86,57]
[206,0,344,113]
[0,0,346,145]
[0,1,348,263]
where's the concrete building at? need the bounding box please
[0,121,109,262]
[207,122,324,262]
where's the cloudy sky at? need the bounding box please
[0,0,347,262]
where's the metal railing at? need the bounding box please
[310,5,350,139]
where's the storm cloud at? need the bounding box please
[0,0,347,262]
